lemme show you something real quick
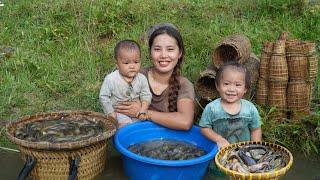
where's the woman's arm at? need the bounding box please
[251,127,262,141]
[200,128,229,149]
[147,98,194,130]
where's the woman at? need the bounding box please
[114,25,195,130]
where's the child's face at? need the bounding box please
[116,49,141,80]
[216,67,247,104]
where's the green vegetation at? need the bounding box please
[0,0,319,154]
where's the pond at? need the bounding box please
[1,142,319,180]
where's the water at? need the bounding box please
[1,144,320,180]
[128,139,207,160]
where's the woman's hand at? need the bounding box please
[114,101,141,118]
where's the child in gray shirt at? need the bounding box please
[99,40,152,128]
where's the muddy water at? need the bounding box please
[1,145,320,180]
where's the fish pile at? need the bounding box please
[14,119,105,143]
[219,144,289,173]
[128,139,207,160]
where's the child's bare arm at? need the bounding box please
[200,128,229,149]
[251,127,262,141]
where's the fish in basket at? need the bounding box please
[6,110,116,180]
[215,141,293,180]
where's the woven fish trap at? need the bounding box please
[215,141,293,180]
[256,78,268,105]
[212,34,251,68]
[308,55,318,81]
[304,41,316,55]
[244,53,260,86]
[285,39,304,54]
[268,81,287,108]
[272,40,285,55]
[286,54,308,80]
[287,81,311,110]
[6,110,117,179]
[259,42,273,78]
[195,63,219,102]
[268,54,288,82]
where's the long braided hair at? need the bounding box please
[148,26,185,112]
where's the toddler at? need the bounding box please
[99,40,152,128]
[199,61,262,175]
[199,61,262,149]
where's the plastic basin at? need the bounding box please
[114,121,218,180]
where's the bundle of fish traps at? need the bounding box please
[6,110,117,180]
[215,141,293,180]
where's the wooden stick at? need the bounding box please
[0,146,20,153]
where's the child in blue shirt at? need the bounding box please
[199,61,262,149]
[199,61,262,175]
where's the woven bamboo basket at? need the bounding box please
[285,39,306,54]
[212,34,251,68]
[308,55,318,81]
[305,42,318,81]
[272,40,285,55]
[256,78,268,105]
[285,39,301,49]
[287,81,311,115]
[268,54,288,82]
[268,81,287,108]
[259,42,273,79]
[244,53,260,85]
[215,141,293,180]
[286,54,308,80]
[6,110,117,180]
[195,63,219,102]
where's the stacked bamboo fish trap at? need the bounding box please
[256,32,318,121]
[195,34,260,117]
[6,110,117,180]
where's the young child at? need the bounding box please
[199,61,262,176]
[199,61,262,148]
[99,40,152,128]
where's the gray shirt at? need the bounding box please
[99,70,152,114]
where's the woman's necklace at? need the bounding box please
[148,70,169,95]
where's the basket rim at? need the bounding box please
[214,141,293,178]
[6,110,117,150]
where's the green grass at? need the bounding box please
[0,0,319,153]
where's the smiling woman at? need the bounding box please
[114,25,195,130]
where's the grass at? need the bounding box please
[0,0,319,153]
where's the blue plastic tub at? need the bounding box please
[114,121,218,180]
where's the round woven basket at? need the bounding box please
[19,141,107,180]
[286,54,308,80]
[6,110,117,179]
[259,42,273,79]
[215,141,293,180]
[212,34,251,68]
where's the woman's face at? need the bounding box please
[150,34,182,74]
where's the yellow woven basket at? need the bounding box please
[6,110,117,180]
[215,141,293,180]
